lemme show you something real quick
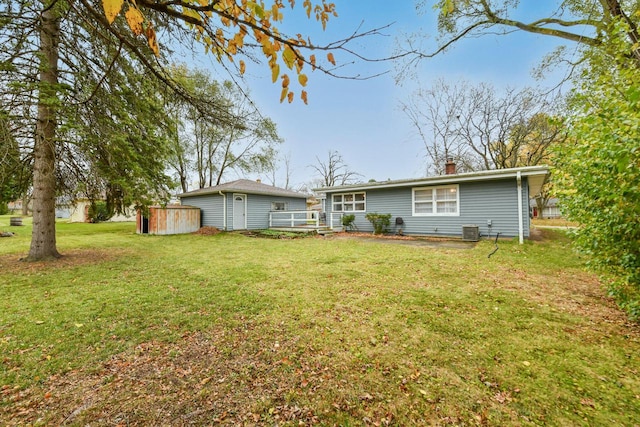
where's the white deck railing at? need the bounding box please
[329,212,344,231]
[269,210,320,228]
[268,210,344,231]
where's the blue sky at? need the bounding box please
[188,1,576,189]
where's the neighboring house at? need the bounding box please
[530,198,562,219]
[315,165,549,243]
[177,179,308,231]
[67,199,137,223]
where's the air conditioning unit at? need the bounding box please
[462,225,480,242]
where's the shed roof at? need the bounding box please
[313,166,549,196]
[177,179,308,199]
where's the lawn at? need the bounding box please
[1,217,639,426]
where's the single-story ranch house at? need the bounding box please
[178,179,308,231]
[314,165,549,243]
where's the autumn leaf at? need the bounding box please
[183,7,203,23]
[145,25,160,56]
[103,0,125,24]
[239,60,246,75]
[287,91,294,103]
[280,87,289,103]
[281,74,290,88]
[327,52,335,66]
[301,90,308,104]
[282,45,296,69]
[271,63,280,83]
[125,6,145,36]
[298,73,308,87]
[303,0,312,18]
[309,54,316,70]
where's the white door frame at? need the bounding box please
[232,193,247,230]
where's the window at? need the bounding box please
[271,201,288,211]
[412,185,459,216]
[332,192,366,212]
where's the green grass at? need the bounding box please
[1,216,639,426]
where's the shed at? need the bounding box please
[137,205,201,235]
[177,179,308,231]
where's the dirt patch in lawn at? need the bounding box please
[329,232,477,249]
[0,249,132,273]
[193,226,222,236]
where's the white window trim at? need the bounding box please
[412,184,460,216]
[332,192,366,212]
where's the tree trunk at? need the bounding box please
[28,4,61,260]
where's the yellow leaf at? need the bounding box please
[327,52,335,66]
[271,3,282,21]
[282,45,295,69]
[303,0,311,18]
[281,74,290,88]
[271,63,280,83]
[233,32,245,49]
[301,90,308,104]
[298,73,308,87]
[280,87,288,103]
[125,6,144,36]
[309,54,316,70]
[287,91,294,103]
[183,7,202,23]
[103,0,124,24]
[239,60,246,75]
[146,26,160,56]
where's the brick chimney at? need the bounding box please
[445,160,456,175]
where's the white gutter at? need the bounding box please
[219,191,226,230]
[516,171,524,244]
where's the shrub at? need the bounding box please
[341,214,356,231]
[365,212,391,235]
[87,201,113,223]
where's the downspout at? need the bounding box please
[219,191,226,230]
[516,171,524,244]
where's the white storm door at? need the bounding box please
[233,194,246,230]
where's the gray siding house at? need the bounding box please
[177,179,307,231]
[315,166,549,243]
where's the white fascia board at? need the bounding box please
[314,166,549,193]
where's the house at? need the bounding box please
[314,165,549,243]
[66,199,137,223]
[177,179,308,231]
[530,197,561,219]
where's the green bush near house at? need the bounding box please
[365,212,391,234]
[341,213,356,231]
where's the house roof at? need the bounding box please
[177,179,308,199]
[313,166,549,196]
